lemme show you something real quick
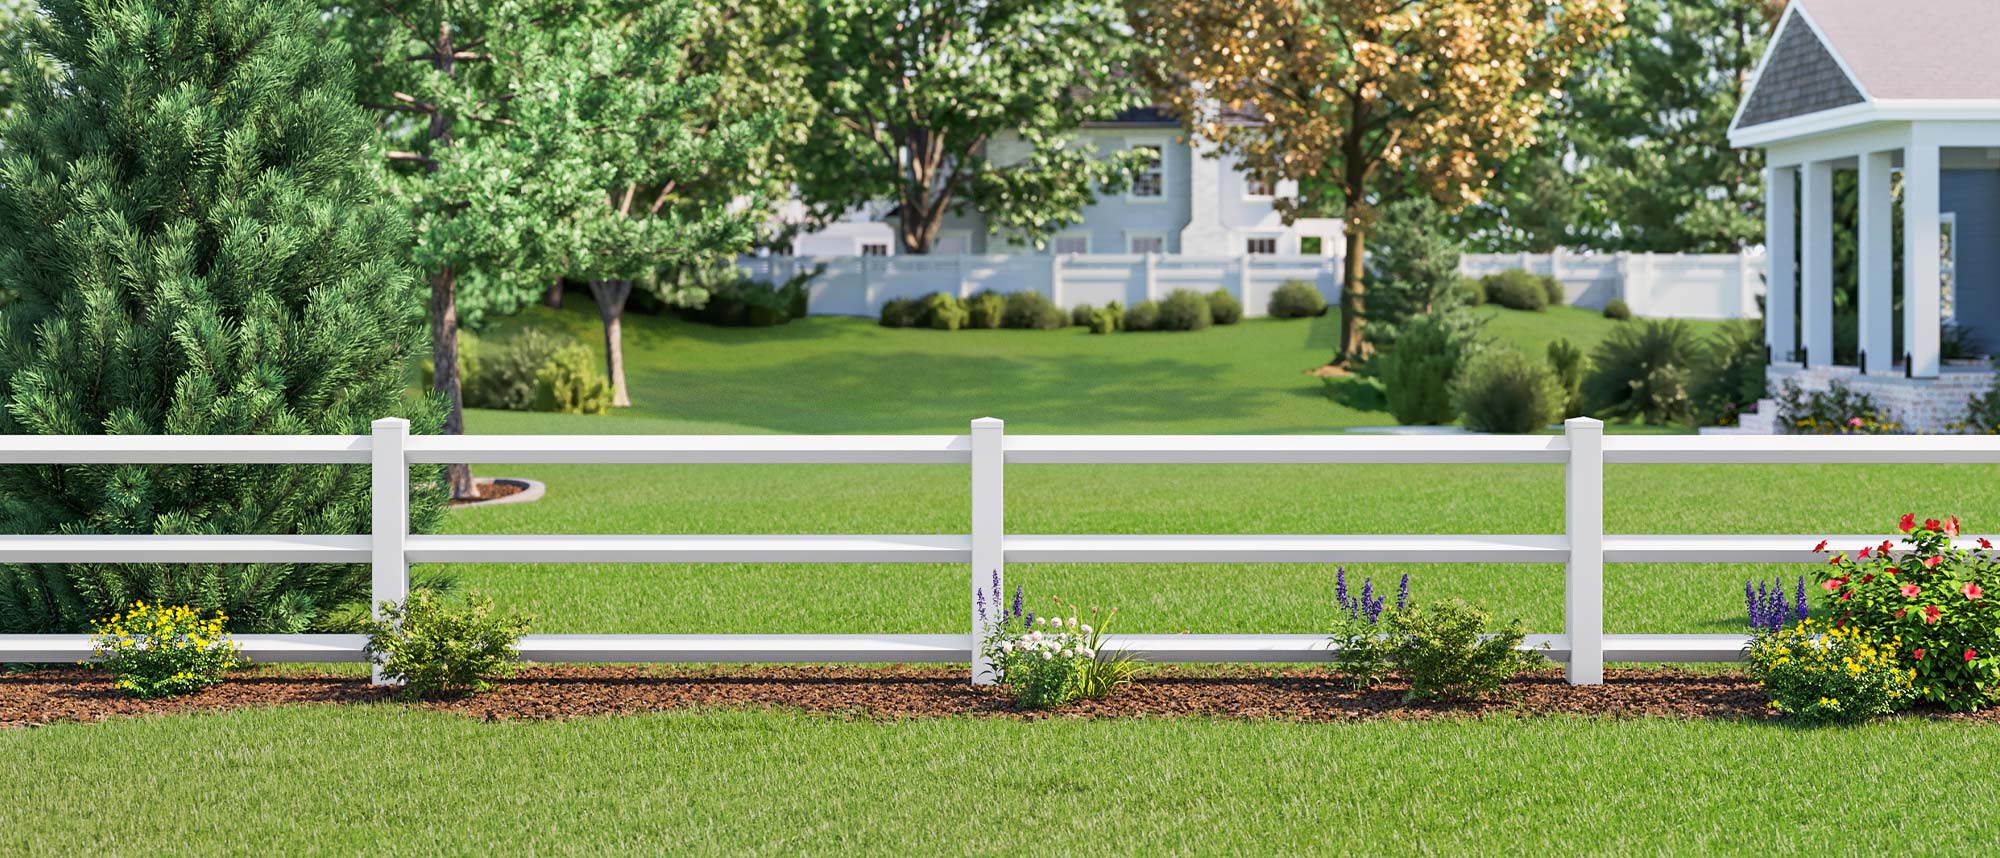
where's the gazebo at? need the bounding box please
[1728,0,2000,431]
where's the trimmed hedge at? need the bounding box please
[1001,291,1067,330]
[1603,298,1632,320]
[1268,280,1327,318]
[1206,289,1243,325]
[1158,289,1213,331]
[1480,270,1548,312]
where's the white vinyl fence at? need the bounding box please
[4,418,1993,686]
[745,250,1766,322]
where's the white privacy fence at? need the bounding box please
[745,250,1767,322]
[3,418,1995,686]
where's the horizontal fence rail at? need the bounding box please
[3,419,1999,686]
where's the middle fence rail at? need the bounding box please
[2,418,1996,685]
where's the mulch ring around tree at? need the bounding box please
[6,665,2000,728]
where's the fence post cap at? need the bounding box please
[970,417,1004,429]
[1563,417,1604,431]
[370,417,410,432]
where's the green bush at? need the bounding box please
[1383,599,1544,702]
[1376,313,1478,425]
[1603,298,1632,321]
[1747,621,1914,724]
[1459,276,1487,307]
[1364,197,1466,354]
[1087,301,1125,335]
[89,602,240,699]
[1480,270,1547,312]
[1206,289,1243,325]
[365,589,532,700]
[532,344,613,415]
[879,297,922,328]
[1454,347,1561,433]
[465,329,565,412]
[1001,290,1067,330]
[1540,275,1566,307]
[676,265,816,327]
[1692,319,1769,426]
[1546,339,1589,419]
[1126,299,1162,332]
[1267,280,1327,318]
[921,292,968,330]
[966,291,1006,329]
[1582,319,1701,424]
[1070,303,1096,328]
[1157,289,1213,331]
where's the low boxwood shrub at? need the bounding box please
[1813,515,2000,711]
[89,602,240,699]
[1267,280,1327,318]
[966,291,1006,329]
[1126,299,1161,331]
[1001,290,1067,330]
[1206,288,1243,325]
[1747,621,1915,724]
[465,328,564,412]
[921,292,968,330]
[532,344,613,415]
[1603,297,1632,320]
[1480,270,1547,312]
[1070,303,1096,328]
[1454,347,1561,433]
[879,297,921,328]
[1375,312,1477,425]
[365,589,532,699]
[1157,289,1213,331]
[1382,599,1544,702]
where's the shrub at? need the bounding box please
[1364,197,1465,352]
[1459,276,1487,307]
[1454,347,1561,434]
[1087,306,1120,334]
[1268,280,1327,318]
[1602,298,1632,321]
[1206,288,1243,325]
[1540,275,1566,307]
[966,291,1006,329]
[1813,515,2000,711]
[1747,621,1915,724]
[89,603,240,699]
[976,577,1133,710]
[1546,339,1588,419]
[1001,290,1067,330]
[1126,299,1162,332]
[878,297,921,328]
[365,589,532,699]
[1070,303,1096,328]
[1581,319,1701,425]
[465,329,565,412]
[1480,270,1548,312]
[1328,567,1410,689]
[1775,379,1900,434]
[677,265,815,327]
[532,344,613,415]
[921,292,968,331]
[1693,319,1769,426]
[1746,576,1811,632]
[1383,599,1544,702]
[1157,289,1213,331]
[1376,312,1478,425]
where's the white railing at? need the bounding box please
[3,418,1996,686]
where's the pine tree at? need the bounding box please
[0,0,445,632]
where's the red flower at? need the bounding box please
[1896,608,1908,619]
[1823,577,1846,591]
[1901,584,1922,598]
[1880,540,1896,555]
[1914,648,1925,660]
[1945,517,1961,538]
[1925,555,1944,569]
[1839,590,1854,601]
[1963,582,1985,600]
[1982,538,1994,550]
[1901,513,1918,533]
[1813,540,1829,552]
[1828,555,1844,566]
[1860,546,1873,559]
[1967,649,1979,663]
[1925,605,1943,624]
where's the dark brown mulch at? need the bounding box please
[6,666,1998,729]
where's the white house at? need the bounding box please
[1727,0,2000,432]
[783,107,1346,258]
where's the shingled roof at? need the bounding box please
[1736,0,2000,132]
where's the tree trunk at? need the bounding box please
[589,279,633,408]
[544,276,564,309]
[896,204,940,255]
[1335,226,1369,367]
[429,265,475,499]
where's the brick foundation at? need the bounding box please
[1758,362,1996,433]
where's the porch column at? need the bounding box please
[1857,151,1895,375]
[1904,132,1942,378]
[1764,166,1797,362]
[1799,160,1835,368]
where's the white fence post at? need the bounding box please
[369,418,410,685]
[1564,417,1604,685]
[969,417,1005,685]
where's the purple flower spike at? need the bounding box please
[1336,567,1349,608]
[1397,572,1410,611]
[1011,584,1024,621]
[975,588,987,624]
[1796,577,1809,620]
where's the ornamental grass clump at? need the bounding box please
[89,603,240,699]
[1812,515,2000,710]
[1745,620,1915,725]
[365,590,531,699]
[976,575,1136,709]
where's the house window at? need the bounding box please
[1245,237,1278,255]
[1299,236,1323,256]
[1128,235,1166,254]
[1129,145,1163,198]
[860,243,889,257]
[1052,235,1090,255]
[1941,213,1958,322]
[1245,175,1275,197]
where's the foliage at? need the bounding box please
[976,577,1133,710]
[1328,568,1409,689]
[1363,197,1467,353]
[1454,348,1561,434]
[1071,304,1098,328]
[966,292,1007,330]
[1267,281,1328,319]
[1546,339,1589,419]
[0,0,445,633]
[365,589,532,699]
[89,603,241,699]
[1383,599,1544,702]
[1581,319,1702,425]
[1125,300,1163,332]
[1746,620,1915,725]
[466,330,568,412]
[1481,271,1550,312]
[0,0,55,124]
[1131,0,1622,364]
[1602,298,1632,321]
[1460,277,1487,307]
[1376,313,1479,426]
[532,345,615,416]
[1088,303,1124,335]
[1745,576,1810,633]
[1964,364,2000,434]
[923,293,970,331]
[794,0,1147,253]
[678,265,817,328]
[1540,275,1567,307]
[1156,290,1214,332]
[1775,380,1901,435]
[1813,516,2000,711]
[879,297,923,328]
[1206,290,1244,326]
[1692,319,1768,426]
[1001,291,1068,331]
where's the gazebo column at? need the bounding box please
[1764,166,1797,363]
[1904,133,1942,378]
[1857,151,1895,375]
[1799,160,1836,369]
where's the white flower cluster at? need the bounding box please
[992,616,1096,661]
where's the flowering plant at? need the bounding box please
[976,574,1134,709]
[1744,620,1915,724]
[1745,576,1810,632]
[1329,567,1409,688]
[1814,515,2000,710]
[89,602,241,699]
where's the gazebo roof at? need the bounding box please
[1729,0,2000,147]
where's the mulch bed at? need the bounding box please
[447,479,528,506]
[6,665,1998,729]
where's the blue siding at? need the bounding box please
[1943,169,2000,354]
